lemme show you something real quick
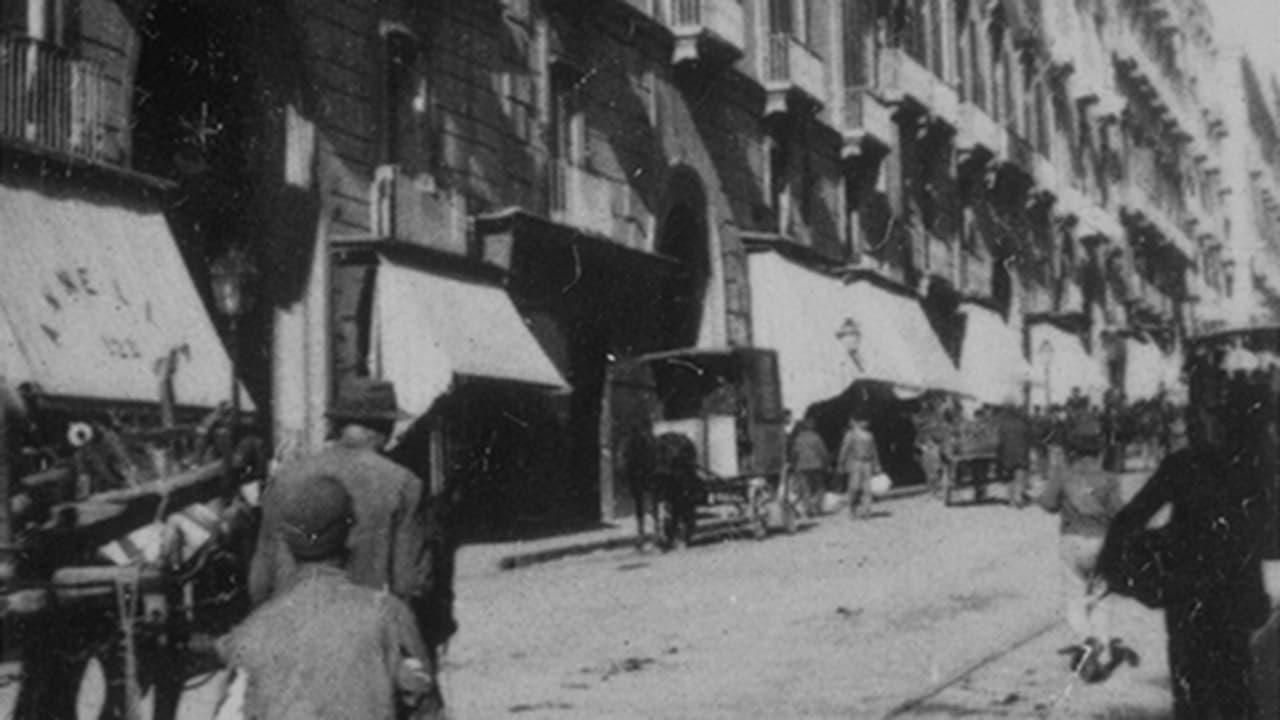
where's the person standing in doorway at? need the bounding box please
[838,416,881,520]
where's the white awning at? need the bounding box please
[844,279,963,396]
[0,182,245,409]
[1028,322,1107,406]
[1124,338,1166,400]
[959,303,1030,405]
[372,258,567,417]
[747,251,962,416]
[747,252,858,417]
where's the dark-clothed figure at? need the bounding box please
[620,421,656,545]
[838,417,880,519]
[995,405,1032,508]
[789,417,831,516]
[1100,402,1271,719]
[221,474,440,720]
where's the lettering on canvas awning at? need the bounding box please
[0,183,244,409]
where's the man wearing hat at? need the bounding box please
[250,377,431,606]
[1037,412,1134,681]
[221,473,441,719]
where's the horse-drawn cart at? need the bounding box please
[604,347,788,549]
[941,417,999,506]
[1,380,266,719]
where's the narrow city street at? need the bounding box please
[442,479,1170,720]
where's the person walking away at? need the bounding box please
[219,473,441,719]
[1099,397,1271,719]
[789,417,831,517]
[249,379,444,697]
[1037,414,1134,681]
[838,417,880,520]
[995,404,1033,509]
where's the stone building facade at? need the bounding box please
[2,0,1272,527]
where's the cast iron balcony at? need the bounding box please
[0,35,115,164]
[664,0,744,65]
[763,32,825,115]
[874,47,957,123]
[955,101,1005,166]
[840,87,894,160]
[549,159,616,237]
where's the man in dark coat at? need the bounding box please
[789,417,831,516]
[994,405,1032,509]
[1100,396,1271,718]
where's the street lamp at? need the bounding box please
[1038,339,1054,408]
[836,318,863,371]
[210,246,255,425]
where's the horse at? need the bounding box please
[622,429,701,550]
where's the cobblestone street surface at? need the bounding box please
[442,475,1179,719]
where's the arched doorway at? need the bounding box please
[656,167,710,349]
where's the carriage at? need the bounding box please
[0,380,265,718]
[940,415,1000,506]
[603,347,790,549]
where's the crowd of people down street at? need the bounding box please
[173,367,1273,719]
[778,380,1274,718]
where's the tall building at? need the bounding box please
[1,0,1267,528]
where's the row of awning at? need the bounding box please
[0,181,567,420]
[746,249,1070,413]
[748,251,968,414]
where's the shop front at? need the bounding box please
[332,244,568,537]
[747,246,962,486]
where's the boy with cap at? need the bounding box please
[219,473,440,719]
[1037,413,1136,681]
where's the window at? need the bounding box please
[381,24,433,171]
[2,0,74,45]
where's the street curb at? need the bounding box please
[496,535,638,571]
[494,484,935,571]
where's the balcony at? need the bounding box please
[840,87,895,160]
[874,47,957,123]
[1003,126,1035,178]
[763,33,825,115]
[663,0,745,65]
[955,102,1004,166]
[1112,24,1197,142]
[549,160,617,238]
[1,35,116,165]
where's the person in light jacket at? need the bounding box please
[838,416,881,519]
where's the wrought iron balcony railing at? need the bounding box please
[763,32,825,114]
[0,34,115,164]
[665,0,744,64]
